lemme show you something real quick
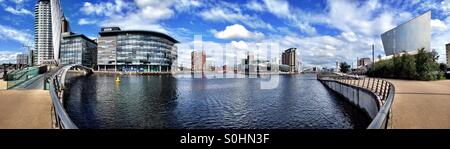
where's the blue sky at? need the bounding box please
[1,0,450,68]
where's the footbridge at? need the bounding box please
[47,64,93,129]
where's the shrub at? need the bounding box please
[367,48,443,81]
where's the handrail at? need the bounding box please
[317,73,395,129]
[47,64,93,129]
[368,82,395,129]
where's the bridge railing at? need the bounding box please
[317,73,395,129]
[4,66,39,89]
[47,64,93,129]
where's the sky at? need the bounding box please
[1,0,450,69]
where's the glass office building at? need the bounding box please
[97,27,179,73]
[60,32,97,67]
[381,11,431,56]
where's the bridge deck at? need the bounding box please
[0,90,52,129]
[387,79,450,129]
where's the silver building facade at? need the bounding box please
[35,0,62,65]
[381,11,431,56]
[60,33,97,67]
[97,27,179,72]
[16,54,28,65]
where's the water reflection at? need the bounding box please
[64,73,370,129]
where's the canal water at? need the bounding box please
[64,73,370,129]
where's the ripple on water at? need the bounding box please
[64,74,371,129]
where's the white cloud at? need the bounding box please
[78,18,97,25]
[0,24,33,45]
[431,19,447,32]
[214,24,264,39]
[441,0,450,14]
[0,51,22,64]
[79,0,204,37]
[262,0,292,19]
[174,0,203,12]
[341,32,358,42]
[134,0,175,21]
[4,6,32,16]
[101,13,169,33]
[247,0,318,35]
[231,41,248,50]
[10,0,25,5]
[81,0,130,16]
[199,5,273,30]
[246,0,264,12]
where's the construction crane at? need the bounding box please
[22,43,34,67]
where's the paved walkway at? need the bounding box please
[0,90,52,129]
[386,79,450,129]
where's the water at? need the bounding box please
[64,73,370,129]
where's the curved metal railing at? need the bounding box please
[47,64,93,129]
[317,73,395,129]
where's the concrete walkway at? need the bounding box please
[387,79,450,129]
[0,90,52,129]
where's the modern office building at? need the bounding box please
[381,11,431,56]
[16,54,28,65]
[35,0,62,65]
[446,43,450,68]
[97,27,179,72]
[60,32,97,67]
[281,48,298,72]
[357,58,371,68]
[191,50,206,72]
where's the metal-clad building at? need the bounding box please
[381,11,431,56]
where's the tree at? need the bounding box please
[399,52,416,79]
[339,62,351,73]
[416,48,439,81]
[366,48,443,80]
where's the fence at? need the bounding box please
[317,73,395,129]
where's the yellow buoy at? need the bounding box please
[115,75,121,82]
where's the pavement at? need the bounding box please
[0,90,52,129]
[387,79,450,129]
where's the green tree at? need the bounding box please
[399,52,416,79]
[366,48,443,80]
[416,48,439,80]
[339,62,351,73]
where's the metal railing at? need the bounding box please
[317,73,395,129]
[47,64,93,129]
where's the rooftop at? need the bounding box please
[99,27,179,43]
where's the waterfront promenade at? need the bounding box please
[0,74,52,129]
[387,79,450,129]
[0,90,52,129]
